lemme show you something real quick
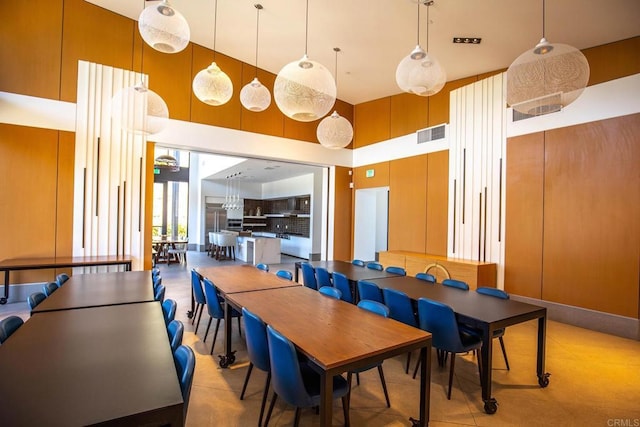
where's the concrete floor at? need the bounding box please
[2,250,640,426]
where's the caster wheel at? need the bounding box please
[0,297,6,305]
[538,372,551,388]
[484,398,498,414]
[218,355,230,368]
[186,310,194,319]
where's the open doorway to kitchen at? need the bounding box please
[353,187,389,262]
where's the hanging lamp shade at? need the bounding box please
[155,154,180,172]
[111,81,169,136]
[138,0,190,54]
[192,62,233,106]
[396,45,446,96]
[317,111,353,149]
[274,55,336,122]
[507,38,590,115]
[240,78,271,112]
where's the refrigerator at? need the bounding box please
[205,203,227,248]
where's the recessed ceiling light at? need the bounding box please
[453,37,482,44]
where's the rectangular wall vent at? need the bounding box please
[417,124,446,143]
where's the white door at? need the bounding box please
[353,187,389,262]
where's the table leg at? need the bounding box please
[480,324,497,414]
[319,371,332,426]
[1,270,8,304]
[294,263,300,283]
[413,345,431,427]
[218,299,236,368]
[537,314,550,387]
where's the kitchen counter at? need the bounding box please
[236,236,281,266]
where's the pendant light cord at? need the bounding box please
[254,4,262,78]
[304,0,309,56]
[333,47,340,89]
[541,0,546,38]
[213,0,218,59]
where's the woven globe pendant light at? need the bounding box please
[192,0,233,106]
[396,0,446,96]
[111,80,169,136]
[507,0,589,115]
[273,0,336,122]
[138,0,190,54]
[240,4,271,112]
[317,48,353,149]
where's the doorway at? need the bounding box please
[353,187,389,262]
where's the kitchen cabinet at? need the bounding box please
[280,235,310,259]
[237,236,281,266]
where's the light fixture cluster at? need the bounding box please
[452,37,481,44]
[222,172,242,210]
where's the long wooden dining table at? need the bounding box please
[227,285,432,427]
[370,275,550,414]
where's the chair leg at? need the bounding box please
[405,351,412,374]
[377,365,391,408]
[194,304,204,334]
[209,319,221,355]
[346,372,353,410]
[293,407,302,427]
[240,363,253,400]
[203,317,213,342]
[447,353,456,400]
[259,371,271,427]
[191,303,199,325]
[342,394,351,427]
[499,336,510,370]
[264,392,278,427]
[412,357,421,379]
[356,372,360,385]
[237,317,242,338]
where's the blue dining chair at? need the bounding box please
[42,281,58,297]
[416,272,436,283]
[357,280,383,303]
[240,307,271,427]
[415,297,483,400]
[56,273,70,286]
[276,269,293,281]
[0,315,24,344]
[153,274,162,290]
[366,261,384,271]
[351,259,365,267]
[162,299,177,325]
[27,292,47,311]
[385,266,406,276]
[300,262,317,290]
[473,287,510,370]
[319,286,342,300]
[256,263,269,272]
[348,300,391,408]
[442,278,470,291]
[174,344,196,420]
[332,272,353,303]
[167,319,184,353]
[264,325,350,427]
[383,288,418,374]
[154,283,166,301]
[315,267,332,289]
[202,278,242,355]
[190,269,207,334]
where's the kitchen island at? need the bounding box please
[236,236,281,266]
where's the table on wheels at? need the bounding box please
[370,276,550,414]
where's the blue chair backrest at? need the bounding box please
[167,320,184,352]
[154,284,166,301]
[300,263,317,290]
[357,280,383,303]
[417,298,467,353]
[256,263,269,272]
[416,272,436,283]
[56,273,69,286]
[351,259,365,267]
[382,288,417,327]
[276,270,293,281]
[242,307,270,372]
[153,275,162,289]
[332,272,352,303]
[27,292,47,310]
[366,261,384,271]
[191,269,206,305]
[152,267,161,278]
[315,267,332,288]
[476,287,509,299]
[442,278,470,291]
[174,345,196,415]
[0,315,24,344]
[42,281,58,297]
[267,325,315,408]
[385,266,406,276]
[357,300,390,318]
[319,286,342,299]
[162,299,177,325]
[203,278,224,319]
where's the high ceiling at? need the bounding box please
[88,0,639,105]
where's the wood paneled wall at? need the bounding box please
[332,167,353,261]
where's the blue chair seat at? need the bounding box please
[202,278,242,355]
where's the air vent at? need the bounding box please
[417,124,446,143]
[512,92,562,121]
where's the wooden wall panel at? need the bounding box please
[354,98,391,148]
[353,162,390,189]
[282,117,319,143]
[390,93,429,138]
[239,64,284,137]
[504,132,544,298]
[542,114,640,318]
[60,0,136,102]
[425,150,449,256]
[0,0,63,99]
[428,76,477,126]
[144,142,155,270]
[388,156,428,252]
[55,131,75,257]
[333,166,353,261]
[583,36,640,86]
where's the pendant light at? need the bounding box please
[240,4,271,112]
[507,0,590,115]
[317,48,353,149]
[273,0,336,122]
[396,0,446,97]
[192,0,233,106]
[155,154,180,172]
[138,0,190,54]
[111,78,169,136]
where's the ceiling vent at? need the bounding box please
[417,124,446,144]
[512,92,563,121]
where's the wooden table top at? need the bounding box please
[0,255,132,270]
[297,260,398,282]
[227,285,430,372]
[32,271,155,313]
[197,265,301,295]
[0,302,183,426]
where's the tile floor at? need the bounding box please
[2,251,640,426]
